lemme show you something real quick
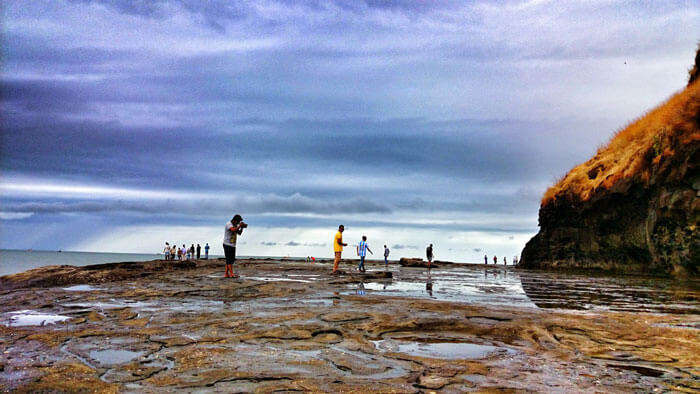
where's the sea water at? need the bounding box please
[0,249,165,276]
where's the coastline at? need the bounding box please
[1,258,698,391]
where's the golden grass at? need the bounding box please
[542,78,700,205]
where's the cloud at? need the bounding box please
[473,248,482,252]
[260,241,277,246]
[0,190,392,215]
[391,244,417,250]
[1,0,697,256]
[285,241,300,246]
[0,212,34,220]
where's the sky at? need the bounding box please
[1,0,698,261]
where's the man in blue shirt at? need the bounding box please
[357,235,373,273]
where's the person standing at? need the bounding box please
[356,235,373,272]
[484,254,488,265]
[426,244,434,268]
[223,214,247,278]
[163,242,170,260]
[493,255,497,265]
[182,245,188,260]
[204,243,210,259]
[189,244,195,260]
[196,244,201,259]
[383,245,390,268]
[503,256,507,266]
[332,225,348,274]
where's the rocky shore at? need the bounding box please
[1,258,699,392]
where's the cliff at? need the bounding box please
[520,49,700,276]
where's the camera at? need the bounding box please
[240,222,248,228]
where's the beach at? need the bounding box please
[1,258,699,392]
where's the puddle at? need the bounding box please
[2,310,71,327]
[63,300,153,310]
[247,276,314,283]
[89,349,145,365]
[298,299,334,306]
[62,284,100,291]
[373,339,512,360]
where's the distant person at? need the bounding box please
[484,254,488,265]
[163,242,170,260]
[186,245,191,260]
[223,214,247,278]
[503,256,507,266]
[196,244,201,259]
[171,244,177,260]
[357,235,373,273]
[493,255,497,265]
[182,245,187,260]
[204,243,210,259]
[426,244,433,268]
[332,225,348,274]
[383,245,390,268]
[189,244,195,260]
[513,256,518,265]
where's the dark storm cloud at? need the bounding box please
[0,193,392,215]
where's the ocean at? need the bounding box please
[0,249,216,276]
[0,250,304,276]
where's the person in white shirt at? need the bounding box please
[356,235,373,273]
[223,214,247,278]
[163,242,170,260]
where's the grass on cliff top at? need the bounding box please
[542,78,700,206]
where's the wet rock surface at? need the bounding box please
[1,258,699,392]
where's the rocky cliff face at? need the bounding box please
[521,51,699,277]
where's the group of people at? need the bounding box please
[332,224,407,273]
[163,242,210,261]
[217,214,518,279]
[484,254,519,265]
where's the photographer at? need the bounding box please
[223,214,247,278]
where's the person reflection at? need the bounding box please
[356,281,365,296]
[425,271,433,297]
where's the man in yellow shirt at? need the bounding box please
[333,225,347,274]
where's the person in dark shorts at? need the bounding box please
[196,244,201,259]
[223,214,247,278]
[426,244,433,268]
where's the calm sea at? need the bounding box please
[0,250,301,276]
[0,249,215,276]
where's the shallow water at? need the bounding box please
[2,310,71,327]
[89,349,144,365]
[352,266,700,314]
[62,284,100,291]
[373,339,511,360]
